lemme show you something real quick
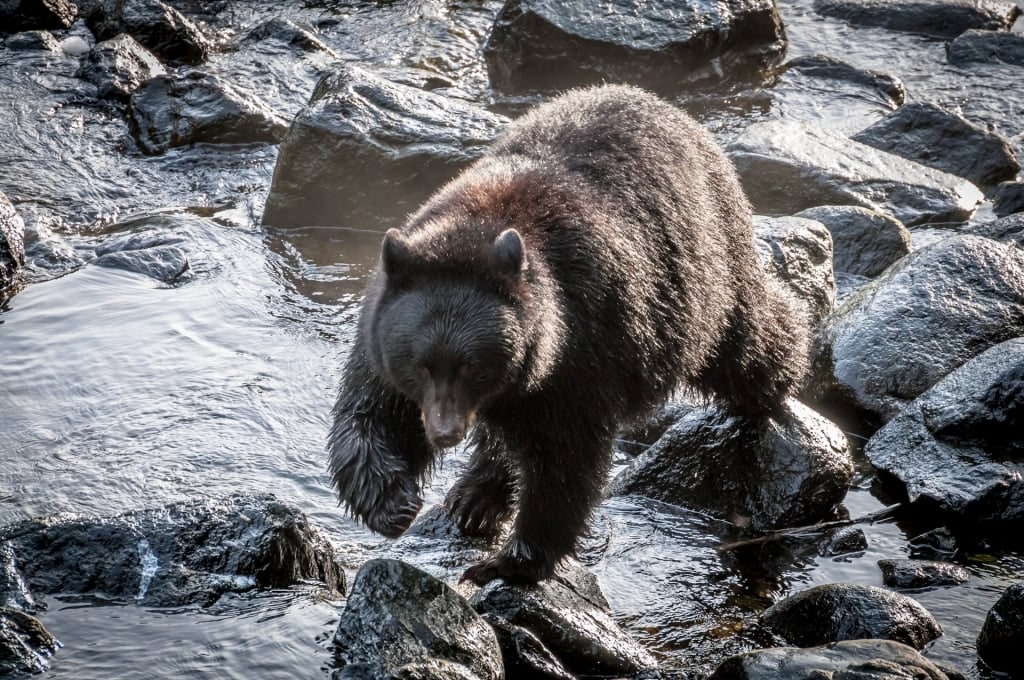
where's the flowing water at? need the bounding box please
[1,0,1023,677]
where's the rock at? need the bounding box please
[0,607,60,676]
[761,583,941,649]
[481,613,576,680]
[992,181,1024,217]
[908,528,959,560]
[709,639,951,679]
[964,212,1024,247]
[0,192,26,293]
[92,235,189,283]
[727,120,983,226]
[261,63,509,229]
[813,0,1021,38]
[0,543,38,612]
[818,525,868,556]
[4,29,61,51]
[0,493,344,607]
[128,71,288,155]
[754,215,836,326]
[483,0,787,94]
[243,17,334,55]
[86,0,212,65]
[877,559,970,589]
[76,33,166,102]
[0,0,77,32]
[852,102,1020,187]
[863,338,1024,524]
[611,399,853,531]
[948,28,1024,67]
[977,582,1024,675]
[795,205,911,278]
[470,560,657,676]
[333,559,502,680]
[805,235,1024,424]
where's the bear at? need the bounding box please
[327,84,809,586]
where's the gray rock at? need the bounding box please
[76,33,166,102]
[481,613,576,680]
[852,102,1020,187]
[128,71,288,155]
[0,493,344,607]
[86,0,212,65]
[93,245,189,283]
[261,63,509,229]
[3,29,60,50]
[818,525,868,556]
[948,28,1024,67]
[0,192,26,293]
[709,639,950,679]
[333,559,502,680]
[761,583,942,649]
[0,607,60,675]
[877,559,970,589]
[483,0,787,94]
[805,235,1024,423]
[795,205,911,278]
[727,120,983,226]
[813,0,1021,37]
[243,17,334,55]
[611,399,853,531]
[864,338,1024,524]
[754,215,837,326]
[992,181,1024,217]
[977,581,1024,675]
[0,0,77,32]
[964,212,1024,247]
[470,560,656,676]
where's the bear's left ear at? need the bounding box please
[492,228,526,279]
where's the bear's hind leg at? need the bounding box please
[445,426,517,537]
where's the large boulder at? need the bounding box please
[611,400,853,531]
[333,559,502,680]
[864,338,1024,524]
[813,0,1021,38]
[0,192,26,293]
[794,205,911,278]
[0,607,60,676]
[727,120,983,226]
[977,582,1024,675]
[0,0,76,32]
[261,63,509,229]
[805,235,1024,424]
[483,0,788,94]
[86,0,212,65]
[76,33,166,102]
[948,28,1024,67]
[754,215,836,326]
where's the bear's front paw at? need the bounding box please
[459,543,556,586]
[444,477,514,537]
[363,481,423,539]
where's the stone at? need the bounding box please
[813,0,1021,38]
[727,120,983,226]
[76,33,166,102]
[947,28,1024,67]
[243,17,334,55]
[878,559,970,589]
[964,212,1024,248]
[3,29,60,51]
[0,607,60,676]
[481,613,576,680]
[977,582,1024,675]
[795,205,911,278]
[754,215,837,326]
[992,181,1024,217]
[86,0,212,65]
[0,192,26,293]
[0,0,76,32]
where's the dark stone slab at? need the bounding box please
[814,0,1021,38]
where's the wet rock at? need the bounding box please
[0,607,60,676]
[0,493,344,607]
[813,0,1021,38]
[0,192,26,293]
[243,17,334,55]
[0,544,37,612]
[947,28,1024,67]
[864,338,1024,524]
[76,33,166,102]
[470,560,657,676]
[128,71,288,155]
[852,102,1020,187]
[805,235,1024,424]
[86,0,212,65]
[92,230,189,283]
[481,613,576,680]
[908,528,959,560]
[818,525,869,557]
[4,29,61,51]
[992,181,1024,217]
[333,559,502,680]
[727,120,983,226]
[483,0,787,95]
[877,559,970,589]
[262,63,509,229]
[754,215,836,326]
[977,581,1024,675]
[761,583,941,649]
[964,212,1024,247]
[795,205,911,278]
[709,639,951,679]
[611,399,853,531]
[0,0,77,32]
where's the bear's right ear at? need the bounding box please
[381,229,411,281]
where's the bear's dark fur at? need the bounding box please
[328,84,809,585]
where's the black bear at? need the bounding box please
[328,84,809,585]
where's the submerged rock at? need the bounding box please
[0,607,60,676]
[965,212,1024,248]
[92,229,189,283]
[611,400,853,531]
[76,33,166,102]
[262,63,508,229]
[794,205,911,278]
[470,560,657,676]
[977,582,1024,675]
[483,0,787,94]
[852,102,1020,187]
[948,28,1024,67]
[4,29,61,51]
[761,583,941,649]
[86,0,212,65]
[864,338,1024,525]
[0,192,26,293]
[333,559,502,680]
[992,181,1024,218]
[877,559,970,589]
[805,235,1024,424]
[242,17,334,55]
[727,120,983,226]
[0,493,344,607]
[754,215,836,326]
[128,71,287,155]
[709,639,951,679]
[813,0,1021,37]
[0,0,77,32]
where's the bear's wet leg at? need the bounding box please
[445,426,517,536]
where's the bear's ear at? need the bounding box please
[381,228,411,280]
[493,228,526,279]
